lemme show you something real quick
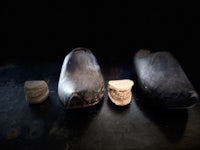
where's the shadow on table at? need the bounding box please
[0,96,104,150]
[107,97,131,115]
[135,99,188,143]
[44,98,104,149]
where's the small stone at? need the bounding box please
[108,79,134,106]
[24,80,49,104]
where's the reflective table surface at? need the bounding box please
[0,60,200,150]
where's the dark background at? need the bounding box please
[1,1,200,88]
[1,2,200,149]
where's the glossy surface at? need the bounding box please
[0,61,200,150]
[58,48,105,109]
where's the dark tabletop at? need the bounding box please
[0,60,200,150]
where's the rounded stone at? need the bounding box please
[108,79,134,106]
[133,49,199,109]
[58,47,105,109]
[24,80,49,104]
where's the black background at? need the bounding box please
[1,2,200,149]
[1,1,200,85]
